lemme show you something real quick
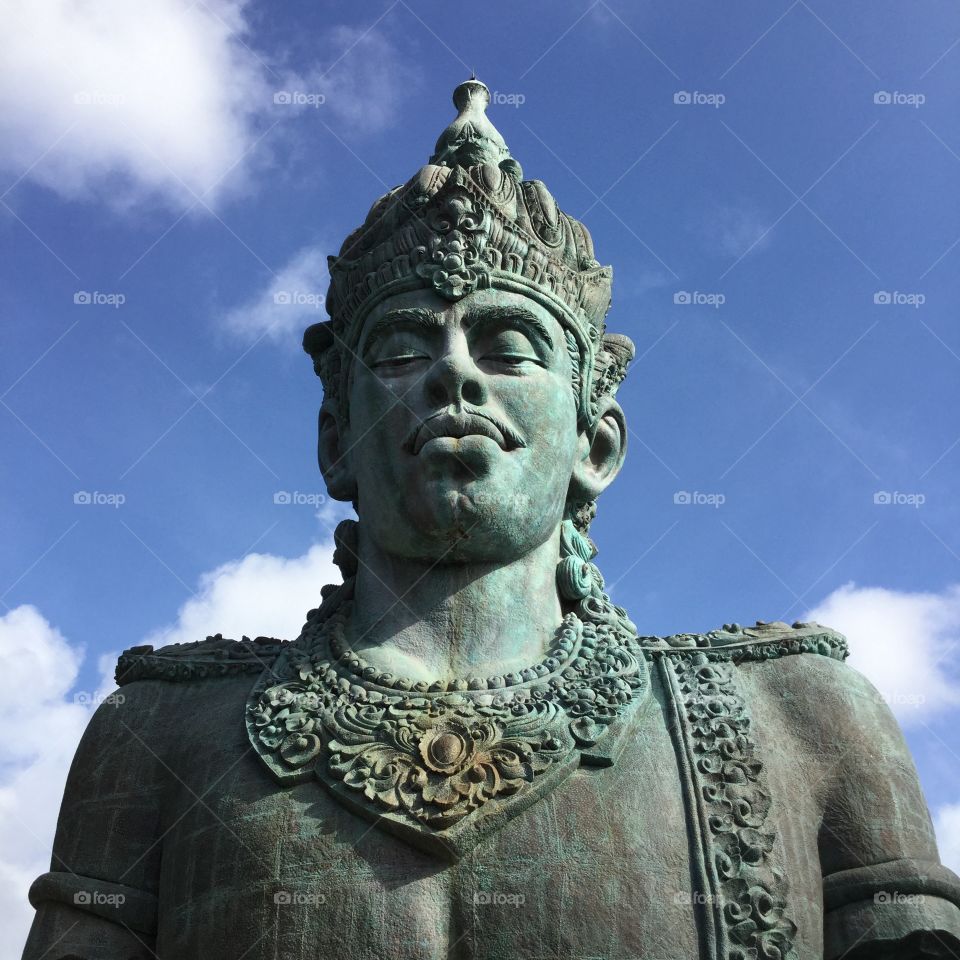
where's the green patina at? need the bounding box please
[23,79,960,960]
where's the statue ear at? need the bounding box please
[569,399,627,503]
[317,403,357,502]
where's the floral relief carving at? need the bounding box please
[246,593,647,845]
[671,653,799,960]
[414,193,491,299]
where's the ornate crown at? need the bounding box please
[304,78,634,426]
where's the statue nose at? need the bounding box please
[424,354,485,408]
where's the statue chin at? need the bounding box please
[352,433,567,564]
[362,477,560,565]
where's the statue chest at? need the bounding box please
[151,657,826,959]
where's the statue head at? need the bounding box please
[304,79,635,569]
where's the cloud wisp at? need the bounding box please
[805,582,960,724]
[0,3,418,214]
[1,541,339,951]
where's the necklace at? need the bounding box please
[246,590,649,859]
[327,608,579,693]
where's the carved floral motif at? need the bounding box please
[247,592,647,838]
[414,194,491,299]
[668,652,799,960]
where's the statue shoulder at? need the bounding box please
[115,633,290,686]
[637,619,849,664]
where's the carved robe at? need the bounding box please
[22,616,960,960]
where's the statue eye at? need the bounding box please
[487,353,533,366]
[478,329,543,369]
[371,353,427,371]
[368,353,430,376]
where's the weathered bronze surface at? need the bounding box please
[23,79,960,960]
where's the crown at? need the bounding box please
[305,79,634,426]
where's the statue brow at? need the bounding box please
[360,308,444,356]
[463,306,555,351]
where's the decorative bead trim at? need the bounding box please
[659,651,799,960]
[115,635,288,686]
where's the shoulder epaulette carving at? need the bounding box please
[636,619,848,663]
[115,634,289,686]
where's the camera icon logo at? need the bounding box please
[673,291,691,305]
[273,291,291,305]
[273,91,292,105]
[873,91,892,105]
[673,91,691,105]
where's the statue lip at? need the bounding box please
[404,407,526,455]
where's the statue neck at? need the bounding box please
[347,529,563,684]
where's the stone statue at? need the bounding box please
[23,79,960,960]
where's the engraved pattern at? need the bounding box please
[247,589,647,835]
[669,651,799,960]
[115,634,287,686]
[414,193,491,299]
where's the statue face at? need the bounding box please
[337,288,581,563]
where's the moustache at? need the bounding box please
[402,405,527,455]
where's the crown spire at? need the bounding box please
[308,77,633,429]
[429,78,519,177]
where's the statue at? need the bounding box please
[23,79,960,960]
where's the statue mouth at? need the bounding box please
[404,406,526,455]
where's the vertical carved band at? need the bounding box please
[659,652,798,960]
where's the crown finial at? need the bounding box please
[429,78,514,171]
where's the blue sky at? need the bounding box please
[2,0,960,947]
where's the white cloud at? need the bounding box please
[0,0,270,210]
[143,541,339,647]
[0,605,115,956]
[805,583,960,724]
[222,243,329,344]
[936,803,960,875]
[1,541,338,955]
[0,3,417,212]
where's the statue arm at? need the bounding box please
[809,655,960,959]
[21,681,165,960]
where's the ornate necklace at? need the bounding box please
[246,590,649,859]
